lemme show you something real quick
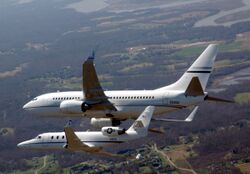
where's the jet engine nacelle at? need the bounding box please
[90,118,121,128]
[60,100,90,114]
[101,127,125,137]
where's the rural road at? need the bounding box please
[34,155,47,174]
[154,145,197,174]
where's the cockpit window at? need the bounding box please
[32,98,38,101]
[36,135,41,139]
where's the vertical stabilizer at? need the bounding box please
[127,106,155,133]
[157,44,218,91]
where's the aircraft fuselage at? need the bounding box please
[23,90,205,119]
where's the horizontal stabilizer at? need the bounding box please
[205,95,234,103]
[152,106,199,122]
[185,77,204,96]
[148,128,165,134]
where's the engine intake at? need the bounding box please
[60,100,91,114]
[81,103,91,112]
[101,127,126,137]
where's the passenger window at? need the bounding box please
[51,136,54,139]
[38,136,41,139]
[56,136,59,139]
[62,136,65,139]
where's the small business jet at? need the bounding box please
[17,106,198,155]
[23,44,232,127]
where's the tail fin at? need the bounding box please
[158,44,218,91]
[127,106,155,133]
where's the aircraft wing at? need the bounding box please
[64,126,100,152]
[82,56,116,111]
[64,126,130,159]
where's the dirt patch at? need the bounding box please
[0,63,28,79]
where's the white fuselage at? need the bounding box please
[17,130,145,149]
[23,90,205,119]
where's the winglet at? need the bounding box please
[87,50,95,60]
[184,106,199,122]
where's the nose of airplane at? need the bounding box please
[23,102,31,110]
[23,103,28,109]
[17,141,26,148]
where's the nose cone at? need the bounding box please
[17,141,27,148]
[23,101,33,110]
[23,103,29,109]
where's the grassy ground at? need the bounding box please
[165,144,194,170]
[172,40,247,58]
[235,163,250,174]
[6,155,60,174]
[7,157,44,174]
[234,92,250,105]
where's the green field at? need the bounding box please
[234,92,250,105]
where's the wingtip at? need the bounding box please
[87,50,95,60]
[185,106,199,122]
[208,43,219,52]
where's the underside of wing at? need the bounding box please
[64,126,100,152]
[64,126,129,159]
[82,56,116,111]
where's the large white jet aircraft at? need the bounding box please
[17,106,198,155]
[23,44,232,127]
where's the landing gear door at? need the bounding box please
[162,92,169,105]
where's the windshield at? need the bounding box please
[35,135,42,139]
[32,97,38,101]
